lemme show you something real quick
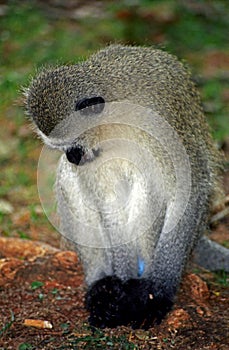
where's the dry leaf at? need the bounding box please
[24,319,53,329]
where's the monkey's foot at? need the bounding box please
[85,276,173,329]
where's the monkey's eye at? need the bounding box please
[75,96,105,116]
[66,146,84,165]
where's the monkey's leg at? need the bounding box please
[86,201,204,329]
[193,235,229,272]
[146,198,208,325]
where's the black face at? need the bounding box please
[66,96,105,165]
[66,145,85,165]
[75,96,105,116]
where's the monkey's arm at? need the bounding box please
[193,235,229,272]
[145,193,209,323]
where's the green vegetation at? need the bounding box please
[201,78,229,140]
[1,0,228,133]
[18,343,35,350]
[0,311,15,337]
[214,270,229,287]
[56,327,137,349]
[30,280,44,290]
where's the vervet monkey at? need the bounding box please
[26,45,229,329]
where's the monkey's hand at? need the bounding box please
[86,276,174,329]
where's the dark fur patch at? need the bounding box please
[66,146,85,165]
[86,276,174,329]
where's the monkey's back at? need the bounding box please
[86,45,222,199]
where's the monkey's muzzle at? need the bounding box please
[66,145,99,166]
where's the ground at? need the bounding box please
[0,232,228,350]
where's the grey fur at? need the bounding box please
[193,235,229,271]
[26,45,228,324]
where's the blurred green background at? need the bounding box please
[0,0,228,243]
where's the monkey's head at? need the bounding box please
[27,46,131,132]
[26,47,133,166]
[26,44,189,156]
[26,63,107,164]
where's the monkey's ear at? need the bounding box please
[75,96,105,116]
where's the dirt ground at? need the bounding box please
[0,195,228,350]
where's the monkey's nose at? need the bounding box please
[66,146,100,165]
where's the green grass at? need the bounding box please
[214,270,229,287]
[166,1,228,53]
[56,327,137,350]
[1,0,228,134]
[0,311,15,337]
[201,78,229,141]
[18,344,35,350]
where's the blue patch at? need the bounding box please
[137,257,145,277]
